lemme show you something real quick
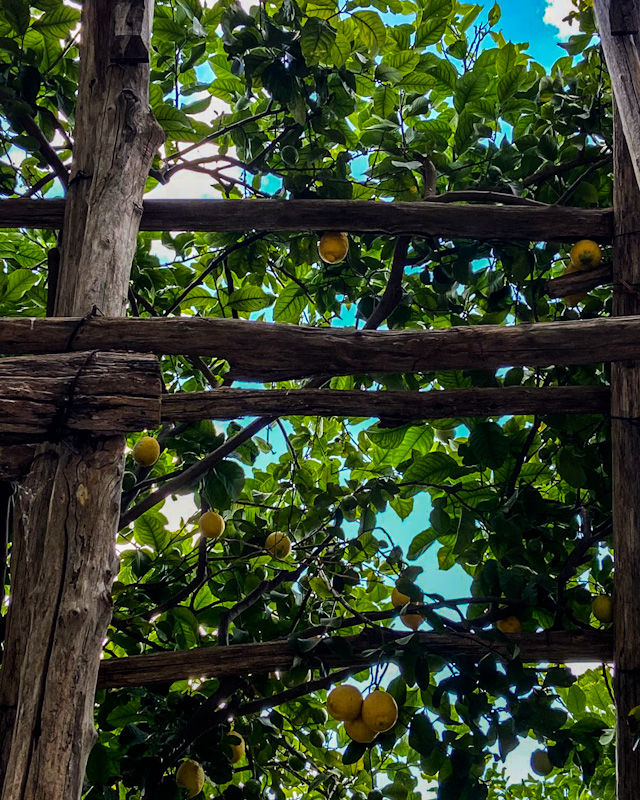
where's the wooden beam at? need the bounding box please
[0,446,36,480]
[0,352,161,444]
[97,630,613,689]
[0,315,639,380]
[161,386,610,422]
[544,263,613,299]
[610,109,640,798]
[594,0,640,192]
[0,199,614,241]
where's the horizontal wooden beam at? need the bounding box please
[1,316,639,381]
[0,351,161,443]
[0,199,613,241]
[544,263,613,299]
[161,386,610,422]
[97,629,612,689]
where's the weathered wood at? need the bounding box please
[0,447,36,480]
[594,0,640,192]
[610,0,640,35]
[1,315,640,380]
[0,352,161,443]
[111,0,150,63]
[0,2,161,799]
[161,386,610,423]
[0,439,122,800]
[544,263,613,299]
[610,109,640,799]
[97,630,613,689]
[0,198,614,242]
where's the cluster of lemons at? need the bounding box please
[176,734,245,797]
[131,439,292,559]
[561,239,602,306]
[327,685,399,743]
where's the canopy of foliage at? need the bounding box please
[0,0,619,798]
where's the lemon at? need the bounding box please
[132,436,160,467]
[318,232,349,264]
[391,587,411,607]
[265,532,291,559]
[327,684,363,721]
[530,749,553,777]
[176,759,205,798]
[496,616,522,634]
[344,715,377,743]
[592,595,613,624]
[570,239,601,271]
[361,690,398,733]
[400,613,423,631]
[229,732,245,764]
[199,511,225,539]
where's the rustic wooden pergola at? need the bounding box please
[0,0,639,798]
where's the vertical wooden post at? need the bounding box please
[611,110,640,797]
[0,2,163,799]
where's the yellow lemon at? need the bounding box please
[176,759,205,798]
[229,732,245,764]
[570,239,601,271]
[199,511,225,539]
[400,613,423,631]
[132,436,160,467]
[530,749,553,777]
[496,616,522,634]
[391,587,411,607]
[344,716,377,743]
[265,532,291,559]
[318,232,349,264]
[361,690,398,733]
[592,595,614,624]
[327,684,363,721]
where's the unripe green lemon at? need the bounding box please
[530,749,553,777]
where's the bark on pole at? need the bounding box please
[0,2,163,799]
[611,109,640,797]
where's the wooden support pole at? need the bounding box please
[0,2,163,799]
[0,198,614,241]
[160,385,610,423]
[96,630,613,690]
[0,315,639,380]
[610,109,640,798]
[594,0,640,192]
[0,352,161,443]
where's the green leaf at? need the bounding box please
[2,0,29,34]
[454,70,489,113]
[373,85,398,118]
[496,42,519,75]
[32,5,80,38]
[154,104,194,133]
[168,606,199,648]
[497,66,526,103]
[468,422,509,470]
[203,460,245,510]
[352,11,386,54]
[343,741,367,764]
[407,528,438,560]
[390,494,414,520]
[0,269,38,304]
[274,282,306,323]
[385,50,420,75]
[557,449,586,488]
[305,0,337,19]
[408,714,436,756]
[301,17,336,63]
[227,285,274,312]
[415,17,447,47]
[403,451,457,484]
[134,512,170,553]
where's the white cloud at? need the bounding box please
[543,0,576,38]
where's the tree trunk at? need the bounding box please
[0,1,162,798]
[611,110,640,798]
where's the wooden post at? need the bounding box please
[0,1,163,798]
[611,111,640,797]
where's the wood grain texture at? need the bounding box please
[544,263,613,299]
[1,315,640,380]
[0,3,160,799]
[595,0,640,191]
[0,352,161,442]
[0,198,614,241]
[0,446,36,480]
[97,630,613,689]
[610,110,640,799]
[161,386,610,422]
